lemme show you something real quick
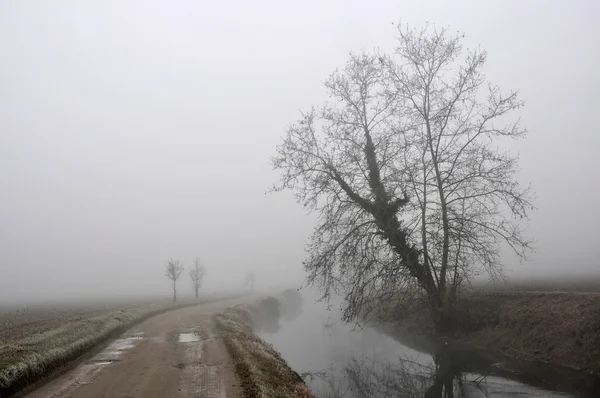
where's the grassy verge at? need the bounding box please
[388,291,600,375]
[0,301,191,396]
[454,291,600,374]
[215,302,316,398]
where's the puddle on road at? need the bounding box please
[179,332,201,343]
[179,330,204,361]
[47,332,146,397]
[89,361,114,366]
[95,332,145,362]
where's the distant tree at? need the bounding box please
[244,271,256,291]
[165,258,184,303]
[189,257,207,299]
[272,23,534,332]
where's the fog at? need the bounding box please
[1,1,598,303]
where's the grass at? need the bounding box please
[215,302,316,398]
[0,300,190,396]
[0,301,147,343]
[454,291,600,374]
[481,274,600,293]
[383,289,600,375]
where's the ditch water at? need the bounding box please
[257,291,600,398]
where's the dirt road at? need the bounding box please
[23,298,248,398]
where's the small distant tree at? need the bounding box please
[165,258,184,302]
[189,257,207,299]
[244,271,256,291]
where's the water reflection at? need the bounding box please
[256,291,599,397]
[304,356,436,397]
[303,350,570,397]
[427,347,462,398]
[251,289,305,334]
[281,288,304,321]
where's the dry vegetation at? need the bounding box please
[0,300,192,396]
[455,291,600,374]
[484,274,600,293]
[0,306,107,344]
[383,288,600,375]
[215,301,316,398]
[0,300,156,344]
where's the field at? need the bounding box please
[0,302,136,344]
[478,273,600,293]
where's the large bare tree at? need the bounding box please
[165,258,184,303]
[272,23,533,332]
[189,257,207,299]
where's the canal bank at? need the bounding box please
[249,290,600,397]
[386,291,600,376]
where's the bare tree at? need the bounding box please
[189,257,207,299]
[244,271,256,291]
[272,23,533,332]
[165,258,184,303]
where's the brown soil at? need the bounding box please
[21,298,248,398]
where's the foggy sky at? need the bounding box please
[1,1,598,303]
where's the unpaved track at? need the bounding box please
[24,298,247,398]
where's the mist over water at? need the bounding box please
[257,290,595,397]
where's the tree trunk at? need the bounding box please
[430,293,455,334]
[195,286,198,299]
[173,280,177,303]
